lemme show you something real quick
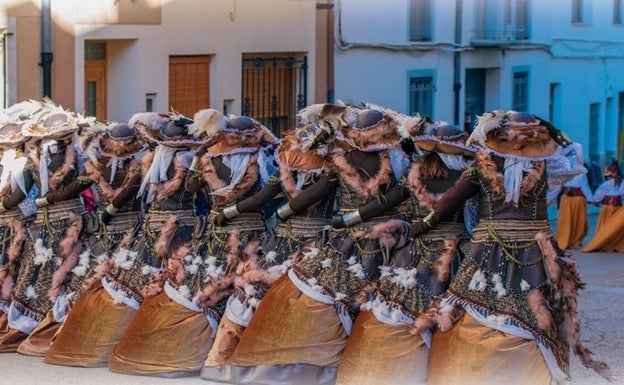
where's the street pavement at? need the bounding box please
[0,207,622,384]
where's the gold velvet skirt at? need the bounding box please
[228,275,348,367]
[44,282,137,367]
[0,311,28,352]
[17,309,59,356]
[108,291,214,376]
[428,313,551,385]
[336,310,428,385]
[555,195,588,249]
[582,205,624,252]
[204,314,246,368]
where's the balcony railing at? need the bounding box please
[470,28,529,46]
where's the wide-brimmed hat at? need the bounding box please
[338,107,401,151]
[203,115,279,156]
[1,99,46,123]
[129,112,203,148]
[467,110,564,158]
[413,122,476,157]
[0,122,28,147]
[22,104,90,140]
[81,121,148,162]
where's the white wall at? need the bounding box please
[72,0,317,120]
[334,0,624,164]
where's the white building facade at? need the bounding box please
[334,0,624,166]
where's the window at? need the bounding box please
[409,0,432,42]
[84,42,106,61]
[512,70,529,112]
[408,73,434,117]
[572,0,583,23]
[615,0,623,24]
[474,0,531,41]
[169,55,211,118]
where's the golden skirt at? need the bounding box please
[0,311,28,352]
[582,205,624,252]
[17,309,60,356]
[204,314,246,367]
[555,195,588,249]
[428,313,551,385]
[228,275,348,366]
[44,282,137,367]
[108,291,214,376]
[336,310,428,385]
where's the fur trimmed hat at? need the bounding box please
[129,112,203,148]
[0,122,27,147]
[80,122,147,162]
[22,104,91,140]
[467,110,569,158]
[413,122,476,157]
[205,115,279,156]
[338,107,401,151]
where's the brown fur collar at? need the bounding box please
[198,153,260,206]
[330,148,392,200]
[407,162,444,210]
[476,150,545,202]
[83,158,141,202]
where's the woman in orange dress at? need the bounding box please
[548,171,593,250]
[582,165,624,252]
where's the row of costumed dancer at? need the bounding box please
[0,99,612,385]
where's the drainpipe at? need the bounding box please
[453,0,462,125]
[41,0,53,98]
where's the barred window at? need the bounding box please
[409,76,434,117]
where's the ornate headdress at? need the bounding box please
[413,122,476,157]
[467,110,570,159]
[203,115,279,156]
[338,107,401,152]
[129,112,203,148]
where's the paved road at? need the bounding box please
[1,207,622,385]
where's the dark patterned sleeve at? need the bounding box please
[357,182,411,221]
[184,168,206,193]
[421,169,479,228]
[46,174,94,204]
[1,167,35,209]
[287,173,339,213]
[111,172,143,208]
[236,172,283,213]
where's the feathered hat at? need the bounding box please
[0,122,28,147]
[413,122,476,157]
[338,106,401,151]
[22,103,91,140]
[80,121,147,164]
[129,111,203,148]
[202,114,279,156]
[467,110,569,158]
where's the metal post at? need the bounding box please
[453,0,462,125]
[41,0,53,98]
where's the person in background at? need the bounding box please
[547,170,593,250]
[582,164,624,252]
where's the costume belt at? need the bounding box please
[103,211,142,232]
[145,209,195,231]
[0,209,24,222]
[603,195,622,206]
[471,219,551,243]
[418,221,466,241]
[210,210,265,232]
[275,216,330,238]
[35,198,85,224]
[562,187,584,197]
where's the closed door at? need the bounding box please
[84,59,107,120]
